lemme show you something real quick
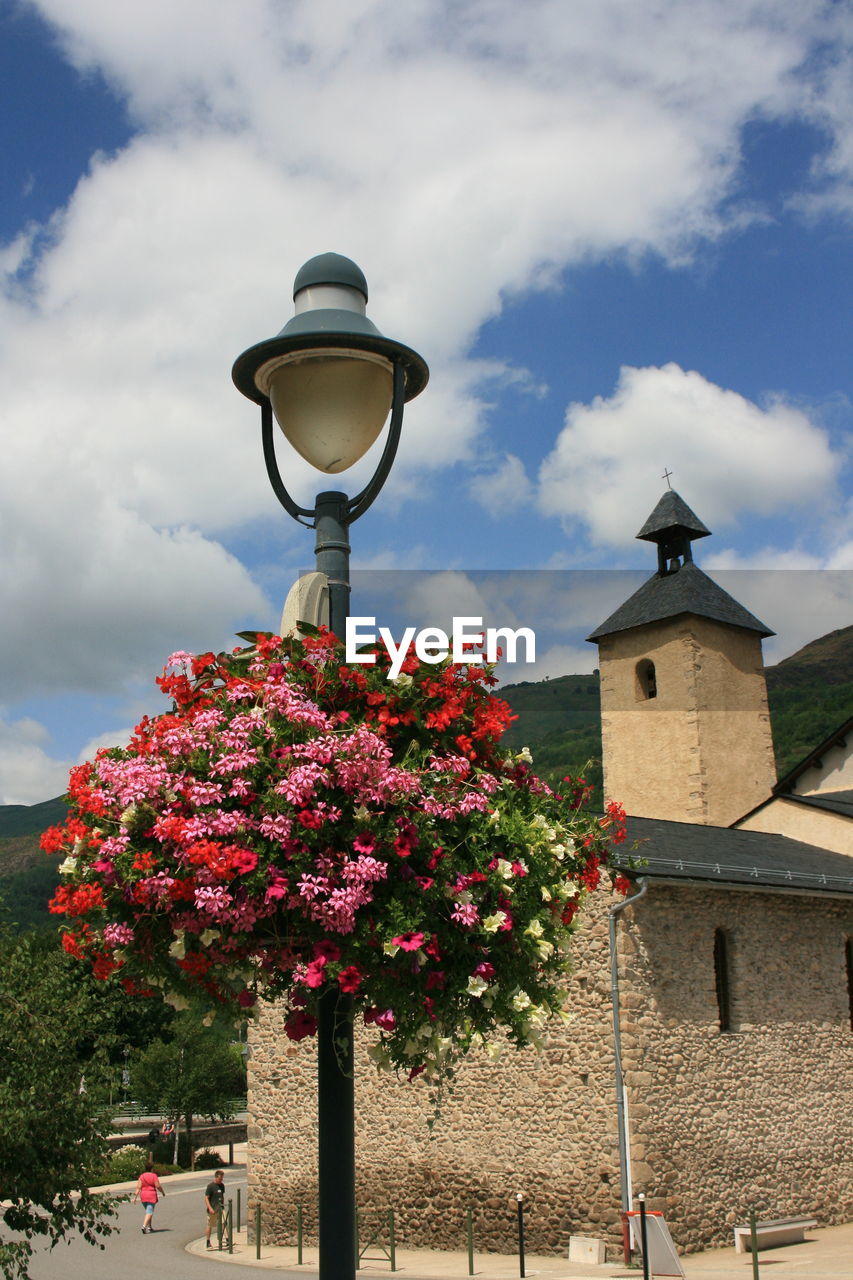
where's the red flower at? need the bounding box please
[338,965,363,993]
[285,1010,318,1041]
[313,940,342,963]
[40,825,66,854]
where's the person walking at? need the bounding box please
[134,1159,165,1234]
[204,1169,225,1248]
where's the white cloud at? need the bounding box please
[0,713,71,806]
[469,454,533,515]
[537,363,843,550]
[498,642,598,686]
[0,0,850,754]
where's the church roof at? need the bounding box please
[773,716,852,794]
[776,790,853,819]
[615,816,853,895]
[636,490,711,544]
[586,560,774,641]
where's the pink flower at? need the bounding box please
[451,902,479,928]
[305,959,327,988]
[392,931,425,952]
[353,832,376,855]
[264,872,289,902]
[364,1007,396,1031]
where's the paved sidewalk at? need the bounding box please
[186,1220,853,1280]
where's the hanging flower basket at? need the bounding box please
[43,628,628,1084]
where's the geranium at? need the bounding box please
[43,627,628,1085]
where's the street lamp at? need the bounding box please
[232,252,428,1280]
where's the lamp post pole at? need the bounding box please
[233,253,428,1280]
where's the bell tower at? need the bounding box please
[587,491,777,826]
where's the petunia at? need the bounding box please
[337,965,363,993]
[285,1010,318,1041]
[391,931,425,952]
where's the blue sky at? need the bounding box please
[0,0,851,803]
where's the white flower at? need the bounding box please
[512,990,532,1012]
[496,858,513,880]
[482,912,506,934]
[367,1044,393,1071]
[517,746,533,763]
[391,672,413,688]
[541,887,552,902]
[199,928,220,946]
[537,940,555,960]
[58,856,78,876]
[466,976,489,998]
[120,805,138,827]
[383,942,399,957]
[164,992,190,1011]
[168,932,187,959]
[202,1010,216,1027]
[488,808,500,825]
[484,1041,505,1063]
[525,919,544,939]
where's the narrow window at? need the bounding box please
[846,938,853,1033]
[636,659,657,700]
[714,928,731,1032]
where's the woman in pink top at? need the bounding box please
[134,1162,165,1234]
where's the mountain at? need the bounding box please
[1,626,851,928]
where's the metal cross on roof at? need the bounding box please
[661,467,673,488]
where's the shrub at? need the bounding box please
[194,1148,224,1170]
[98,1144,148,1184]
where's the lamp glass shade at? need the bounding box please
[267,349,393,474]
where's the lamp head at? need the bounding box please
[232,253,428,474]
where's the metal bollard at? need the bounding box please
[467,1207,474,1276]
[236,1187,241,1234]
[516,1193,526,1279]
[389,1207,397,1272]
[638,1194,649,1280]
[749,1207,760,1280]
[297,1204,303,1265]
[255,1202,261,1261]
[227,1200,233,1254]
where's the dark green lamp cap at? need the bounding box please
[292,252,369,301]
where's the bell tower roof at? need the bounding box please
[587,491,774,642]
[636,490,711,547]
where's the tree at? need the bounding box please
[130,1012,246,1163]
[0,928,117,1280]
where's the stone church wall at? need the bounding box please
[619,884,853,1249]
[246,884,853,1259]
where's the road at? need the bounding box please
[20,1169,249,1280]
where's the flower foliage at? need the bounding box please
[44,629,627,1083]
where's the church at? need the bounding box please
[246,491,853,1260]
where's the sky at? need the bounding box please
[0,0,851,805]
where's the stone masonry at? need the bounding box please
[246,882,853,1259]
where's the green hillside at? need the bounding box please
[2,625,851,929]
